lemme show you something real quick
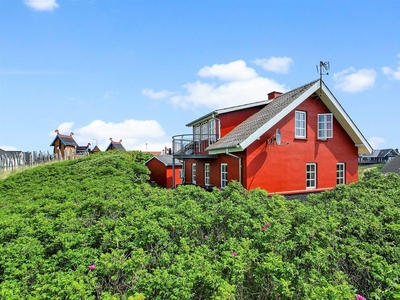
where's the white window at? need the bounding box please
[318,113,333,139]
[209,119,216,143]
[201,122,208,141]
[221,163,228,189]
[337,163,345,185]
[204,163,210,185]
[192,163,196,184]
[295,111,306,138]
[306,163,316,189]
[194,125,200,141]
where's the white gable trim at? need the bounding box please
[238,81,320,150]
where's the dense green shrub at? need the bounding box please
[0,154,399,299]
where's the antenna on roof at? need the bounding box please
[316,61,330,97]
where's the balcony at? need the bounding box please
[172,134,219,159]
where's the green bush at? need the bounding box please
[0,154,399,299]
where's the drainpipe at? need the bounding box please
[225,149,242,185]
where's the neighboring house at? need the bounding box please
[358,148,399,165]
[171,79,372,194]
[50,130,78,158]
[75,143,91,157]
[380,156,400,175]
[105,138,126,151]
[91,145,102,153]
[145,155,183,188]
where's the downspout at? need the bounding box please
[225,149,242,185]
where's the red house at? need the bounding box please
[145,155,182,188]
[171,79,372,194]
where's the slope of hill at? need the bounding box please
[0,151,399,299]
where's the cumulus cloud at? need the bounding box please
[368,136,386,149]
[382,53,400,80]
[333,67,377,93]
[142,88,174,99]
[24,0,59,11]
[251,56,293,74]
[50,120,170,152]
[144,60,287,110]
[198,60,258,81]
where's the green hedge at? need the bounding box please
[0,152,399,299]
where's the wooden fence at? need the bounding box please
[0,149,76,172]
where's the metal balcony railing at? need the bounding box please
[172,134,218,158]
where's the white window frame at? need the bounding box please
[336,163,345,185]
[318,113,333,139]
[306,163,316,189]
[192,163,196,184]
[209,119,216,143]
[200,122,208,141]
[295,111,306,138]
[194,125,200,141]
[204,163,210,185]
[220,163,228,189]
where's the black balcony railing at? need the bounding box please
[172,134,218,158]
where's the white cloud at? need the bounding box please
[49,120,170,152]
[198,60,258,81]
[24,0,59,11]
[333,67,377,93]
[145,60,287,110]
[142,88,174,99]
[382,53,400,80]
[368,136,386,149]
[251,56,293,74]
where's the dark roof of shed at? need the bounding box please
[50,133,78,147]
[380,156,400,175]
[207,80,318,150]
[106,140,126,151]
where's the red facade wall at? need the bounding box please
[243,96,358,193]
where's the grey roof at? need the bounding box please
[50,134,78,147]
[380,156,400,175]
[361,149,398,158]
[76,145,91,156]
[145,155,183,166]
[106,141,126,151]
[207,80,318,151]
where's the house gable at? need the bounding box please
[106,138,126,151]
[206,80,372,155]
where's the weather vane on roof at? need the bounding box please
[317,61,330,80]
[316,61,330,97]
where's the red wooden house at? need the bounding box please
[145,155,183,188]
[171,79,372,194]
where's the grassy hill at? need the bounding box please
[0,151,399,299]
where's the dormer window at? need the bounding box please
[318,113,333,139]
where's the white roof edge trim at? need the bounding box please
[208,146,243,155]
[321,83,373,154]
[186,99,273,127]
[239,81,320,150]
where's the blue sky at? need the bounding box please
[1,0,399,152]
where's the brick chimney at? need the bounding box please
[268,91,282,100]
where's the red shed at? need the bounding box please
[172,79,372,194]
[145,155,183,188]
